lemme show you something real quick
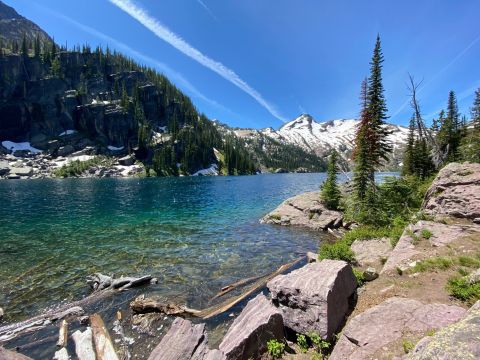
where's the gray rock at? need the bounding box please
[12,150,31,157]
[148,317,223,360]
[363,267,379,281]
[0,347,32,360]
[48,140,61,152]
[9,167,33,177]
[267,259,357,340]
[0,307,3,319]
[330,297,466,360]
[466,268,480,285]
[0,161,9,176]
[7,174,20,180]
[423,162,480,219]
[306,251,318,263]
[261,191,343,231]
[119,155,135,166]
[219,293,283,360]
[351,238,392,267]
[406,301,480,360]
[57,145,75,157]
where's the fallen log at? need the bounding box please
[0,273,154,343]
[90,314,119,360]
[210,274,265,301]
[72,328,96,360]
[56,320,68,348]
[131,257,304,320]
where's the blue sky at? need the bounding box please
[6,0,480,128]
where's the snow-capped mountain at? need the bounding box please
[259,114,409,160]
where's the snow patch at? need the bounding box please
[192,164,218,176]
[108,145,124,151]
[1,141,42,154]
[59,130,77,136]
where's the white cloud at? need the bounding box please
[108,0,288,122]
[196,0,218,21]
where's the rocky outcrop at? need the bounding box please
[423,162,480,219]
[148,318,223,360]
[267,260,357,340]
[381,221,478,274]
[219,294,283,360]
[351,237,392,267]
[330,297,466,360]
[405,301,480,359]
[260,191,343,231]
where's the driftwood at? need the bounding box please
[210,274,265,301]
[112,311,131,360]
[131,257,304,320]
[0,306,84,343]
[72,328,96,360]
[56,320,68,348]
[0,273,154,343]
[90,314,119,360]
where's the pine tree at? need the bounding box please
[438,91,461,161]
[21,34,28,58]
[472,88,480,130]
[34,36,41,58]
[366,35,392,167]
[402,116,416,176]
[321,150,341,210]
[120,83,129,113]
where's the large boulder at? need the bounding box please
[57,145,75,157]
[329,297,466,360]
[118,155,135,166]
[0,161,9,176]
[9,167,33,177]
[267,260,357,340]
[405,301,480,359]
[261,191,343,231]
[351,237,392,267]
[219,293,284,360]
[423,162,480,219]
[148,318,223,360]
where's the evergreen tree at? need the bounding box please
[366,35,392,167]
[472,88,480,130]
[402,116,416,176]
[34,36,41,58]
[437,91,461,161]
[321,150,341,210]
[120,83,129,113]
[21,34,28,58]
[459,88,480,162]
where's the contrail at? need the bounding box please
[35,5,237,116]
[391,33,480,120]
[108,0,288,122]
[196,0,218,21]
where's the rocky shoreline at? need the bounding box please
[1,162,479,360]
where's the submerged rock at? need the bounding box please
[267,259,357,340]
[329,297,466,360]
[219,293,283,360]
[261,191,343,231]
[423,162,480,219]
[405,301,480,359]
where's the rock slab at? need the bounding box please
[148,318,223,360]
[260,191,343,231]
[0,347,32,360]
[267,259,357,339]
[219,293,283,360]
[423,162,480,219]
[329,297,466,360]
[406,301,480,359]
[351,237,392,267]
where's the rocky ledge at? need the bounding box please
[260,191,345,231]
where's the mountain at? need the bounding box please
[232,114,409,171]
[0,1,51,45]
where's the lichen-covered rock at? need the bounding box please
[329,297,466,360]
[267,260,356,340]
[423,162,480,219]
[351,238,392,267]
[148,318,223,360]
[260,191,343,231]
[219,293,283,360]
[381,221,477,274]
[405,301,480,359]
[363,267,379,282]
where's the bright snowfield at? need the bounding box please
[235,114,409,157]
[107,145,124,151]
[58,129,77,136]
[192,164,219,176]
[1,141,42,154]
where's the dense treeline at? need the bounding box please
[0,35,257,176]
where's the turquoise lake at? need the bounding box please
[0,173,399,358]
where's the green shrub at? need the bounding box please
[353,268,365,287]
[308,332,330,356]
[269,214,281,221]
[447,276,480,305]
[457,255,480,268]
[266,339,285,359]
[319,240,354,262]
[402,338,415,353]
[411,257,453,273]
[420,229,433,239]
[296,334,308,353]
[53,156,112,177]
